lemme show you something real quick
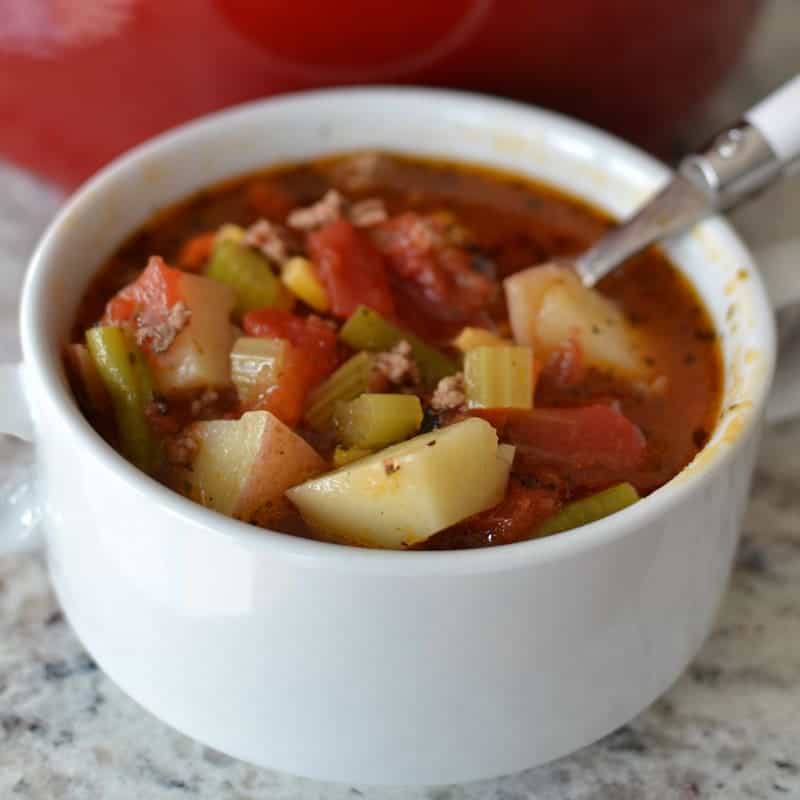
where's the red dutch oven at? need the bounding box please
[0,0,762,188]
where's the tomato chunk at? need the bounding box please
[426,479,561,548]
[242,309,339,424]
[103,255,183,326]
[372,212,497,321]
[474,405,646,474]
[247,179,296,220]
[307,219,394,318]
[242,308,337,385]
[252,343,306,426]
[177,231,216,272]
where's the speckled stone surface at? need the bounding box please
[1,4,799,798]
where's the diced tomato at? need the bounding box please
[427,479,561,548]
[532,357,543,389]
[177,231,216,272]
[372,212,497,321]
[389,280,464,343]
[103,255,183,326]
[473,405,646,474]
[464,479,561,544]
[242,309,339,424]
[145,401,181,437]
[247,180,296,220]
[243,307,303,340]
[251,343,306,426]
[243,307,316,342]
[242,308,337,386]
[307,219,394,319]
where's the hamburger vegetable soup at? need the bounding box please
[67,152,722,549]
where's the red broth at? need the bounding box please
[70,153,723,548]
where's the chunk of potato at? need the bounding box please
[151,273,236,393]
[172,410,325,523]
[286,417,514,548]
[504,264,646,377]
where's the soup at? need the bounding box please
[67,152,722,549]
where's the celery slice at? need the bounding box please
[64,342,110,413]
[464,345,534,409]
[230,336,288,406]
[304,351,375,431]
[334,393,423,449]
[332,446,373,468]
[536,483,640,537]
[85,326,158,472]
[339,305,457,387]
[207,239,293,314]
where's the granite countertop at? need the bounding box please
[1,4,799,798]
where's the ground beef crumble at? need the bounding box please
[287,188,388,232]
[243,218,292,263]
[287,189,344,230]
[348,197,388,227]
[135,301,191,354]
[431,372,466,412]
[330,151,386,192]
[374,340,421,388]
[165,432,198,467]
[190,388,220,417]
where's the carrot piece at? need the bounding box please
[177,231,216,272]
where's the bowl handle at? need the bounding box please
[0,363,43,553]
[757,238,800,423]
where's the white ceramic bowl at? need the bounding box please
[0,89,786,784]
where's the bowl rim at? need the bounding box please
[20,86,777,575]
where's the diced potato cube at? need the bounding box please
[504,264,564,345]
[286,417,513,548]
[504,264,646,377]
[174,410,325,522]
[151,273,236,393]
[535,281,643,376]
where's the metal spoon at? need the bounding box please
[572,75,800,289]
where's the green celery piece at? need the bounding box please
[332,446,373,468]
[85,326,158,472]
[304,351,375,431]
[464,345,533,408]
[334,393,423,449]
[230,336,288,406]
[537,483,640,537]
[338,305,457,388]
[207,239,289,314]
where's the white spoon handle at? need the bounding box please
[746,74,800,168]
[574,76,800,288]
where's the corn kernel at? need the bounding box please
[281,256,329,312]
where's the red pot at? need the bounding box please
[0,0,762,189]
